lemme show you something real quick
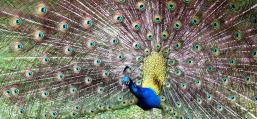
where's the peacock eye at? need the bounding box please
[87,40,96,49]
[228,3,237,11]
[83,18,93,29]
[216,104,223,112]
[172,111,177,116]
[129,100,134,104]
[67,48,73,52]
[71,112,78,117]
[41,7,47,14]
[15,42,24,51]
[7,90,11,94]
[136,2,145,11]
[161,31,169,40]
[183,0,191,4]
[165,82,171,88]
[162,105,169,111]
[207,94,213,101]
[43,112,49,117]
[75,105,81,110]
[44,92,49,96]
[211,47,219,56]
[173,21,182,31]
[186,58,193,65]
[19,107,26,114]
[167,59,177,66]
[197,97,202,104]
[42,56,50,64]
[160,95,166,102]
[228,58,236,66]
[233,31,242,40]
[194,79,201,86]
[34,31,44,42]
[51,111,58,117]
[121,100,128,106]
[84,76,93,84]
[180,83,187,89]
[106,105,112,110]
[57,72,65,80]
[138,71,143,78]
[132,22,141,31]
[207,65,214,72]
[97,86,104,94]
[42,90,49,98]
[17,43,23,49]
[212,48,217,52]
[133,42,141,50]
[250,49,257,58]
[167,1,176,12]
[117,53,125,61]
[15,18,22,25]
[175,68,182,76]
[11,88,20,96]
[14,89,19,94]
[191,16,200,26]
[155,43,161,51]
[222,77,229,85]
[36,3,48,16]
[244,75,251,83]
[162,48,171,57]
[64,46,74,55]
[136,79,142,85]
[39,32,44,38]
[173,42,182,49]
[89,109,95,114]
[228,96,236,101]
[136,56,144,62]
[117,95,123,101]
[144,48,151,55]
[102,70,110,78]
[146,32,153,41]
[73,65,81,74]
[59,22,69,32]
[193,43,202,51]
[176,102,182,108]
[114,14,123,23]
[26,70,33,78]
[63,23,68,29]
[4,89,12,96]
[94,58,102,66]
[211,20,221,29]
[86,19,93,26]
[153,15,161,23]
[111,38,119,45]
[70,87,77,94]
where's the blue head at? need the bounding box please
[122,75,130,85]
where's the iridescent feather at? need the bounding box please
[0,0,256,118]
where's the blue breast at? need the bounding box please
[136,88,161,110]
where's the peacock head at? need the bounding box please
[120,66,132,86]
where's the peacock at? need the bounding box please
[0,0,256,118]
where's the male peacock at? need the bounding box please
[0,0,256,118]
